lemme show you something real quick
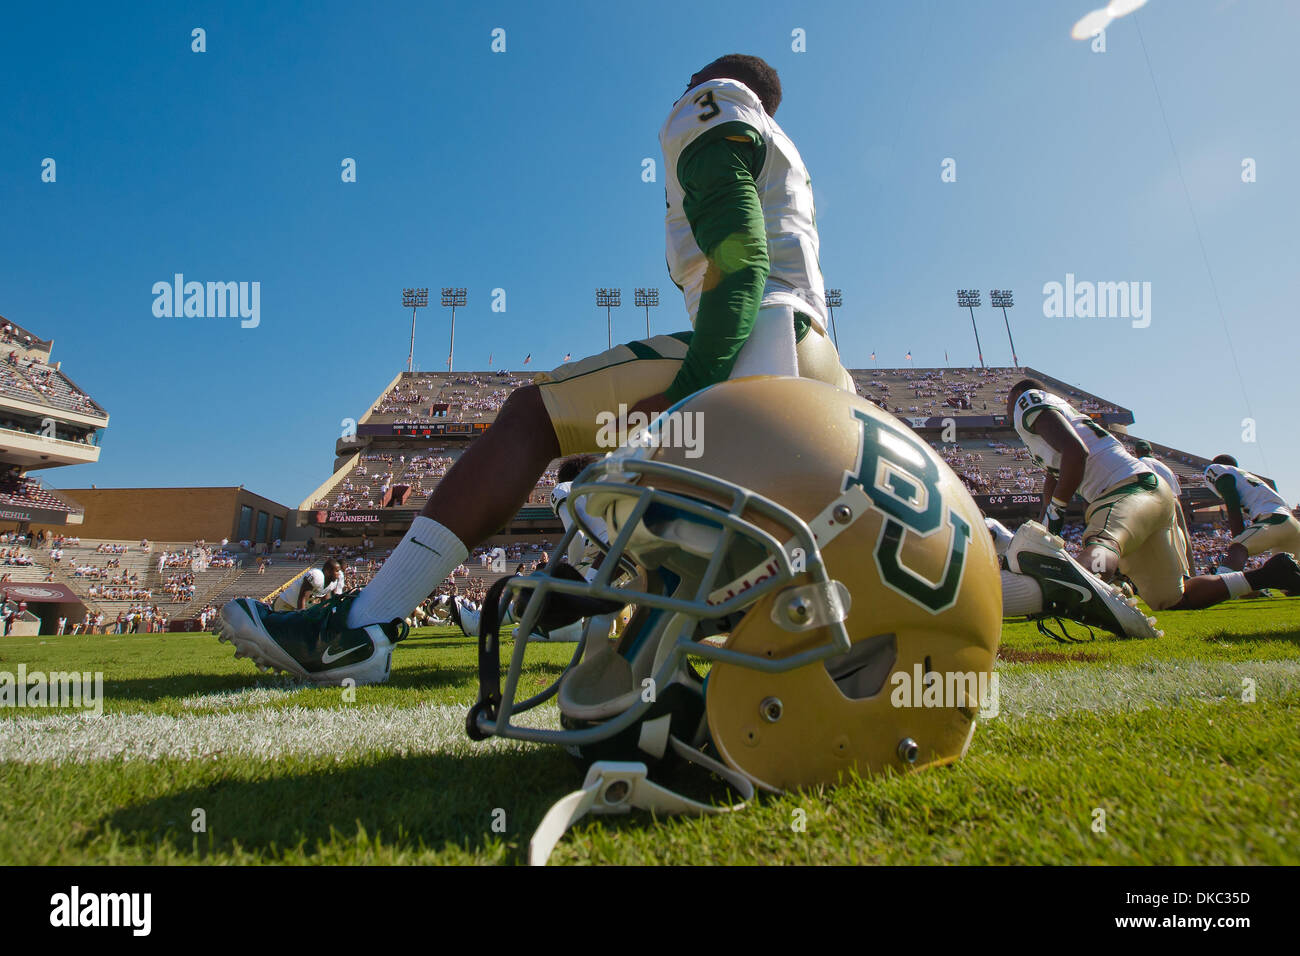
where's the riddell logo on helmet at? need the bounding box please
[707,557,781,606]
[594,405,704,458]
[707,546,806,606]
[890,665,999,719]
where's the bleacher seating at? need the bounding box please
[849,366,1124,421]
[36,539,250,618]
[303,365,1238,548]
[365,371,534,426]
[17,360,104,417]
[207,559,316,606]
[0,474,79,513]
[310,445,563,513]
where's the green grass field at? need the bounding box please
[1,599,1297,865]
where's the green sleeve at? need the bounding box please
[663,122,769,404]
[1020,406,1046,433]
[1214,473,1242,513]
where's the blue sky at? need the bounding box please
[2,0,1296,506]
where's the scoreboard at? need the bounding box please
[385,421,491,438]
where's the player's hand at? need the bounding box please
[627,391,671,422]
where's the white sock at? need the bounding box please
[730,304,798,379]
[347,516,468,627]
[1000,570,1044,616]
[1218,571,1251,599]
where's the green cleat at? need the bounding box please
[217,592,407,686]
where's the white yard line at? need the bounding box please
[0,702,559,764]
[1,659,1297,764]
[992,658,1300,719]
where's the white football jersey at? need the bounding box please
[1140,456,1181,498]
[660,79,827,332]
[1013,389,1149,503]
[983,517,1014,557]
[1203,463,1289,521]
[275,567,344,611]
[552,480,608,572]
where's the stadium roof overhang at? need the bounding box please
[0,428,101,469]
[0,394,108,431]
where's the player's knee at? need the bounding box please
[1145,581,1186,611]
[499,384,559,452]
[499,384,546,424]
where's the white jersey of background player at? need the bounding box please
[662,77,827,378]
[550,481,608,580]
[273,565,344,612]
[1013,389,1149,502]
[1204,461,1290,520]
[1141,457,1180,497]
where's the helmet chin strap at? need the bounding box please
[528,736,756,866]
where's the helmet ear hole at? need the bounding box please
[824,633,897,701]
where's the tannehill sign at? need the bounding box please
[0,504,76,525]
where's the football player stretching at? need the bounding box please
[1203,454,1300,581]
[1008,379,1300,612]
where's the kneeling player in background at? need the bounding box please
[272,559,345,611]
[1009,379,1300,611]
[1204,454,1300,584]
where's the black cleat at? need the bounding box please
[1246,553,1300,596]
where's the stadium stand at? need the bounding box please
[304,364,1241,545]
[0,314,107,533]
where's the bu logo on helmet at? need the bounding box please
[843,409,972,613]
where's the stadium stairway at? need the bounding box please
[207,560,313,607]
[41,540,243,619]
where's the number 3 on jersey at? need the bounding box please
[694,90,720,122]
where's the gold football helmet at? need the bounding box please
[467,376,1000,819]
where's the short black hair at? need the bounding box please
[1212,454,1239,467]
[690,54,782,115]
[1006,378,1046,408]
[1009,378,1045,396]
[557,454,601,484]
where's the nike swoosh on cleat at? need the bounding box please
[321,644,367,664]
[411,538,442,556]
[1046,579,1094,602]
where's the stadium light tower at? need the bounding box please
[634,287,659,338]
[402,288,429,373]
[955,289,985,369]
[825,288,843,351]
[596,288,621,350]
[989,289,1018,368]
[441,287,466,372]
